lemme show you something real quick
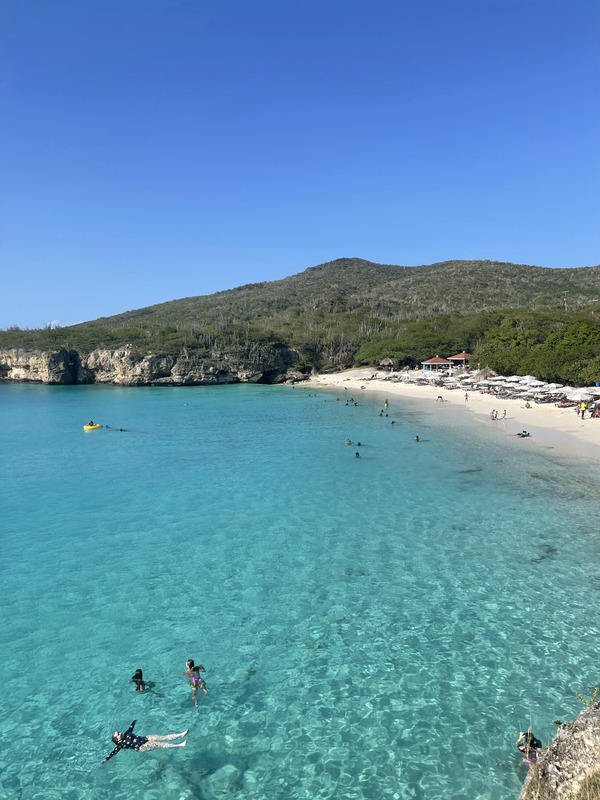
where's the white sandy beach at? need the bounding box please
[307,368,600,460]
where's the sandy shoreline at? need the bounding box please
[306,368,600,461]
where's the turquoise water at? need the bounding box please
[1,383,600,800]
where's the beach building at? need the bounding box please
[379,357,395,371]
[421,356,451,372]
[448,351,471,368]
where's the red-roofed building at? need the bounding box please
[448,351,472,367]
[421,356,451,371]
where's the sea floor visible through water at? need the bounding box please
[1,383,599,800]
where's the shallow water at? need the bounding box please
[1,383,599,800]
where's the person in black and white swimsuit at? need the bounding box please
[102,719,188,763]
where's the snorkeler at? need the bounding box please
[130,669,145,692]
[102,719,188,763]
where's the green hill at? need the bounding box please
[2,257,600,384]
[68,257,600,328]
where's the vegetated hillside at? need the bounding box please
[2,258,600,384]
[65,257,600,328]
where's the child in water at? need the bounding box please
[183,659,207,708]
[130,669,146,692]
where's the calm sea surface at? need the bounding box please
[1,383,599,800]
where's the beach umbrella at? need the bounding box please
[518,375,540,384]
[506,376,523,382]
[566,389,594,402]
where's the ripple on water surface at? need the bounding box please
[0,383,599,800]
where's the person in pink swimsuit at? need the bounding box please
[183,659,207,708]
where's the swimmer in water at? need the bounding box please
[130,669,145,692]
[414,436,420,442]
[102,719,188,763]
[183,659,207,708]
[516,731,542,763]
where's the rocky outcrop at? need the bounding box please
[519,704,600,800]
[0,348,79,384]
[0,347,306,386]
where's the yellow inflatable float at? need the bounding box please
[83,423,102,431]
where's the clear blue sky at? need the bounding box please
[1,0,599,328]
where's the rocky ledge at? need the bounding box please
[0,347,306,386]
[519,703,600,800]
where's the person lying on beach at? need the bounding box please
[516,731,542,763]
[130,669,145,692]
[102,719,187,763]
[515,431,531,438]
[183,660,207,708]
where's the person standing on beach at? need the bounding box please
[102,719,188,763]
[465,393,469,402]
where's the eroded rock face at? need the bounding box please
[519,704,600,800]
[0,348,79,384]
[0,347,305,386]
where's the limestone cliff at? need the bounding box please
[0,347,305,386]
[519,704,600,800]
